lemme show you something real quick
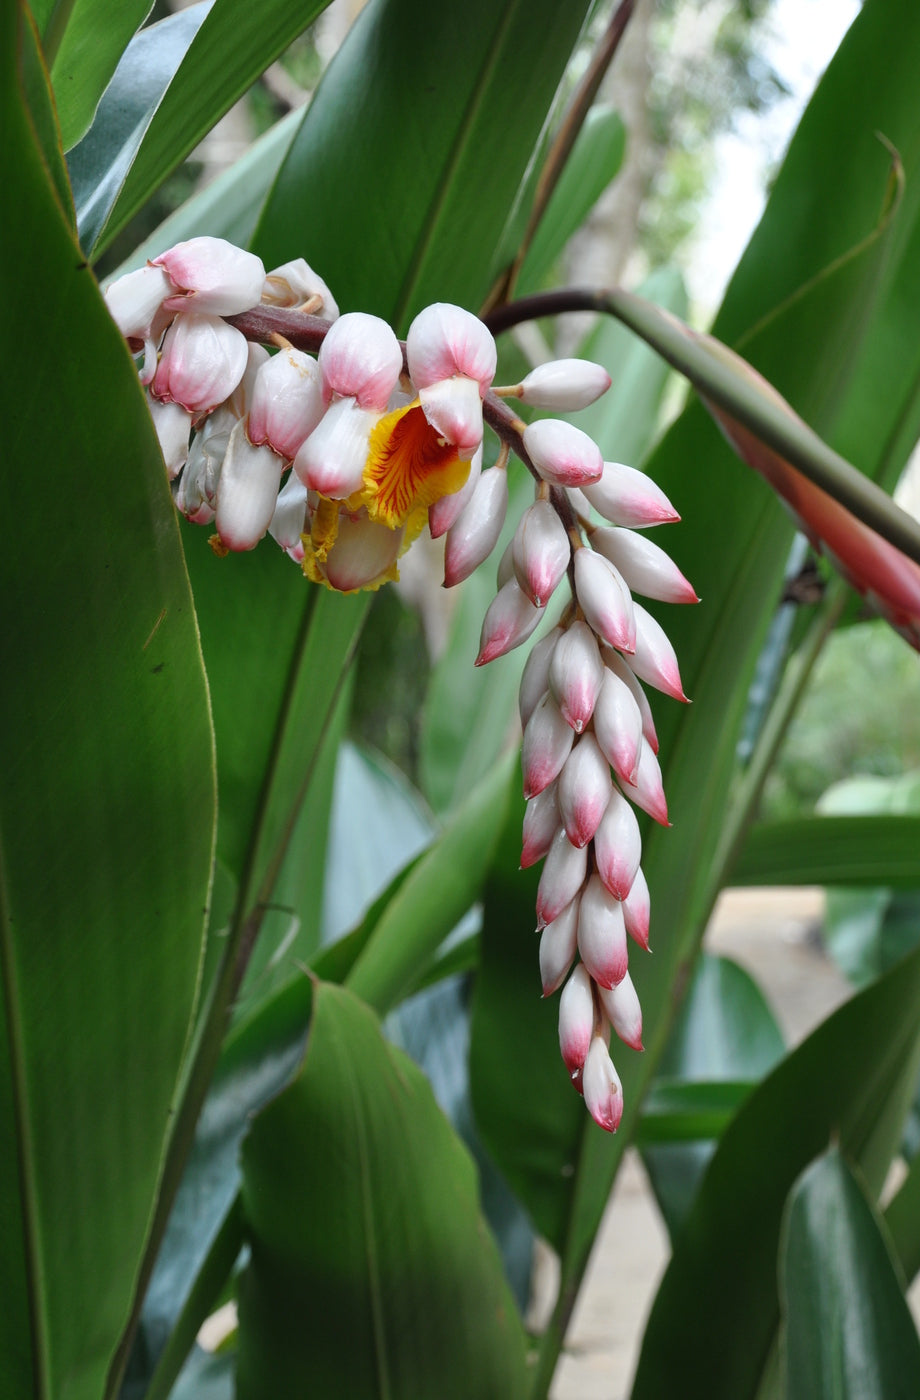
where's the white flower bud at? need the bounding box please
[592,666,643,785]
[319,311,402,410]
[536,828,587,928]
[582,461,679,528]
[428,445,481,538]
[540,897,580,997]
[147,396,192,479]
[293,398,377,498]
[518,359,611,411]
[522,692,574,800]
[522,419,603,488]
[520,782,561,869]
[591,526,698,605]
[558,963,595,1075]
[475,578,543,666]
[619,738,669,827]
[593,788,642,899]
[626,603,689,702]
[549,620,604,732]
[154,237,265,316]
[582,1035,624,1132]
[248,347,324,461]
[443,465,508,587]
[577,875,628,989]
[512,499,571,607]
[597,971,643,1052]
[557,735,613,849]
[573,548,636,653]
[152,313,248,415]
[623,866,651,950]
[519,627,563,729]
[268,473,309,562]
[214,419,284,551]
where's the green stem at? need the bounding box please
[484,287,920,569]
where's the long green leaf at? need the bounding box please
[781,1149,920,1400]
[50,0,152,151]
[733,815,920,887]
[237,982,528,1399]
[253,0,594,329]
[0,12,216,1397]
[631,944,920,1399]
[73,0,330,257]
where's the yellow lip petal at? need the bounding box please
[362,399,470,529]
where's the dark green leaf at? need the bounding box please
[637,1080,755,1145]
[641,954,784,1236]
[0,14,215,1396]
[630,944,920,1399]
[237,982,528,1399]
[51,0,152,151]
[733,816,920,888]
[18,2,75,223]
[254,0,594,329]
[781,1149,920,1400]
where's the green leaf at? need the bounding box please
[67,3,211,254]
[107,108,303,280]
[630,944,920,1400]
[51,0,152,151]
[345,752,516,1015]
[73,0,331,257]
[780,1149,920,1400]
[641,954,785,1236]
[515,104,626,295]
[824,888,920,989]
[733,816,920,888]
[637,1080,755,1145]
[237,982,528,1399]
[0,13,215,1397]
[17,2,75,223]
[253,0,595,329]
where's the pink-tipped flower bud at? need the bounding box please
[428,445,482,538]
[147,396,192,479]
[549,620,604,732]
[518,359,612,411]
[557,735,613,848]
[592,666,643,785]
[521,782,561,869]
[582,461,680,528]
[540,898,581,997]
[293,397,377,498]
[512,499,571,607]
[604,649,659,754]
[319,311,403,410]
[628,603,689,702]
[558,964,595,1075]
[214,420,284,551]
[623,865,651,950]
[522,692,575,800]
[619,738,669,827]
[577,875,628,989]
[317,512,405,592]
[475,579,544,666]
[248,347,324,461]
[496,539,515,590]
[593,788,642,899]
[597,972,643,1052]
[269,473,309,563]
[227,342,270,421]
[582,1035,624,1131]
[105,263,172,341]
[261,258,339,319]
[152,313,248,415]
[519,628,563,729]
[407,303,497,395]
[573,548,636,653]
[536,828,588,928]
[153,237,265,316]
[591,526,698,604]
[443,465,508,587]
[522,419,604,488]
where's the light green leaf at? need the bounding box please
[515,104,626,295]
[51,0,152,151]
[733,815,920,888]
[781,1149,920,1400]
[237,982,528,1399]
[0,15,215,1398]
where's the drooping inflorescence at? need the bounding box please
[105,235,699,1133]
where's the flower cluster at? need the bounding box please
[105,236,697,1132]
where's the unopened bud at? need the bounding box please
[582,1035,624,1131]
[443,465,508,587]
[557,735,612,848]
[577,875,628,989]
[593,789,641,899]
[549,620,604,732]
[591,526,699,605]
[522,692,574,800]
[558,963,595,1074]
[582,461,679,528]
[540,897,580,997]
[214,420,284,551]
[523,419,604,488]
[518,358,611,411]
[573,548,636,653]
[536,828,587,928]
[597,971,643,1052]
[512,499,571,607]
[475,579,543,666]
